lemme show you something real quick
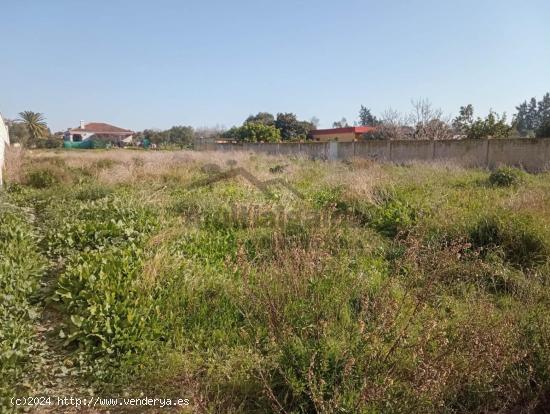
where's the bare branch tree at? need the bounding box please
[409,98,453,140]
[375,108,413,140]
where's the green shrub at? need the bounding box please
[45,197,158,382]
[25,168,59,188]
[367,188,421,237]
[469,213,548,267]
[488,166,525,187]
[371,197,418,237]
[311,186,346,210]
[269,164,286,174]
[43,198,157,258]
[55,247,157,381]
[74,185,112,201]
[34,137,63,149]
[311,186,420,238]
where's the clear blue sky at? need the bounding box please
[1,0,549,132]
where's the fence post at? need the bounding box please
[387,140,393,161]
[277,143,280,155]
[353,140,356,158]
[432,140,436,160]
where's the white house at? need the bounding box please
[65,121,134,144]
[0,113,10,187]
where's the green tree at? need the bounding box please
[138,126,194,147]
[452,104,474,135]
[18,111,49,143]
[275,113,314,141]
[536,119,550,138]
[514,101,530,136]
[358,105,378,126]
[526,97,539,130]
[139,129,161,144]
[514,93,550,136]
[453,105,511,139]
[537,93,550,131]
[164,126,194,147]
[245,112,275,126]
[467,111,512,139]
[227,123,281,143]
[332,117,349,128]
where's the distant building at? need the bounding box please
[310,126,376,142]
[66,121,134,145]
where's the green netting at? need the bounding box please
[63,140,111,149]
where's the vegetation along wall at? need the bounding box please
[202,138,550,171]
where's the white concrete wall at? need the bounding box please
[208,139,550,172]
[68,131,95,141]
[0,114,10,186]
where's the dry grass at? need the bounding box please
[4,146,25,183]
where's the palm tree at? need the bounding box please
[18,111,49,141]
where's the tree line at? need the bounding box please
[7,91,550,147]
[220,92,550,143]
[352,93,549,141]
[222,112,316,143]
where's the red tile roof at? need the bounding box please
[70,122,133,135]
[310,126,376,135]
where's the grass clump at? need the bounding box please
[25,168,60,188]
[92,158,118,170]
[469,213,548,267]
[74,184,112,201]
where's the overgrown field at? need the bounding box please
[1,148,550,413]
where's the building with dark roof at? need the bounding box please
[66,121,134,144]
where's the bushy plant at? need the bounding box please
[347,187,422,238]
[43,197,157,258]
[370,195,418,237]
[55,246,158,381]
[488,166,525,187]
[34,136,63,149]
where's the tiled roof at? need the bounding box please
[310,126,376,135]
[70,122,133,134]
